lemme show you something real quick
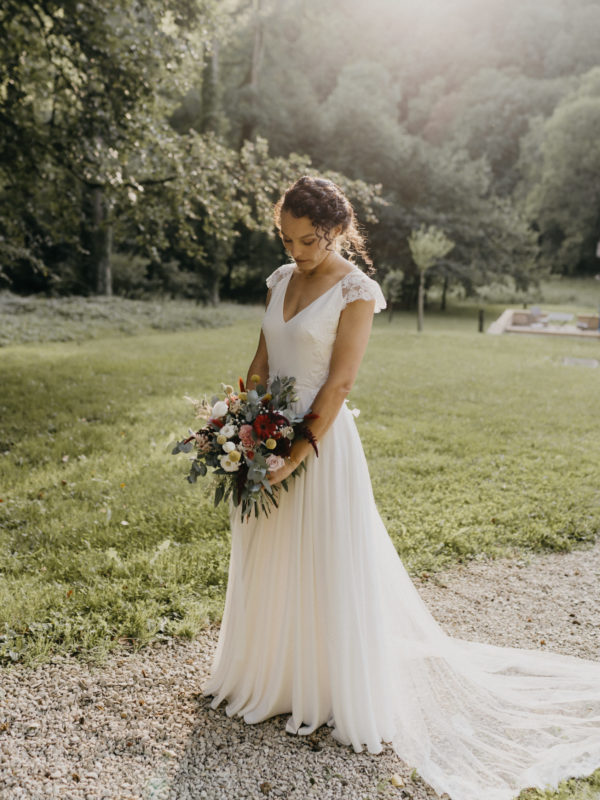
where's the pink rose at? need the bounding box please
[239,424,255,450]
[266,454,285,472]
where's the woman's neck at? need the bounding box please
[295,250,342,279]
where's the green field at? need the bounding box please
[2,295,600,798]
[2,295,599,669]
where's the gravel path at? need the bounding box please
[2,540,600,800]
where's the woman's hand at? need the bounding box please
[267,457,297,487]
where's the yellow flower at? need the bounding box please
[223,384,234,395]
[239,391,247,401]
[265,438,276,450]
[228,450,241,462]
[216,434,227,445]
[250,373,261,384]
[261,393,272,403]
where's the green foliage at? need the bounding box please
[0,0,216,290]
[516,768,600,800]
[381,270,404,301]
[432,69,570,195]
[0,308,599,667]
[408,225,455,273]
[409,225,454,330]
[520,67,600,275]
[2,0,600,300]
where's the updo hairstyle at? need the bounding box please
[273,176,373,272]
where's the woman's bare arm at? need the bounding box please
[245,289,271,390]
[268,297,376,485]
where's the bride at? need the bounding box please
[201,175,600,800]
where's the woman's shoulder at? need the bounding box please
[339,267,387,314]
[265,263,295,290]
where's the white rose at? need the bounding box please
[222,441,236,453]
[220,453,240,472]
[220,423,236,438]
[211,400,228,418]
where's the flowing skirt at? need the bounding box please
[201,403,600,800]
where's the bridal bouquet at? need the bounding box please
[171,375,318,520]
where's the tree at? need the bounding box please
[4,0,600,295]
[425,68,570,196]
[408,226,454,332]
[519,67,600,274]
[0,0,215,294]
[381,269,404,323]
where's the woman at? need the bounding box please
[202,176,600,800]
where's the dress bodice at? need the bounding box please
[261,263,386,413]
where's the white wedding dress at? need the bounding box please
[202,263,600,800]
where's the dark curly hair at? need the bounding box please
[273,176,373,272]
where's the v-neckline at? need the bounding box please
[281,267,357,325]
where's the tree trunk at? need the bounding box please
[210,282,219,305]
[87,186,113,296]
[239,0,264,144]
[441,274,448,311]
[209,239,233,305]
[417,269,425,332]
[201,39,224,134]
[250,0,264,91]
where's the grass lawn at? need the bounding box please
[0,292,259,347]
[2,297,600,797]
[1,299,599,667]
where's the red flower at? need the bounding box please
[253,413,277,439]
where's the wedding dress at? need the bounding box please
[201,263,600,800]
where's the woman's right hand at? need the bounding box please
[267,456,298,487]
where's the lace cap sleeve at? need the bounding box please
[340,269,387,313]
[266,263,295,290]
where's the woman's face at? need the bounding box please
[279,210,339,273]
